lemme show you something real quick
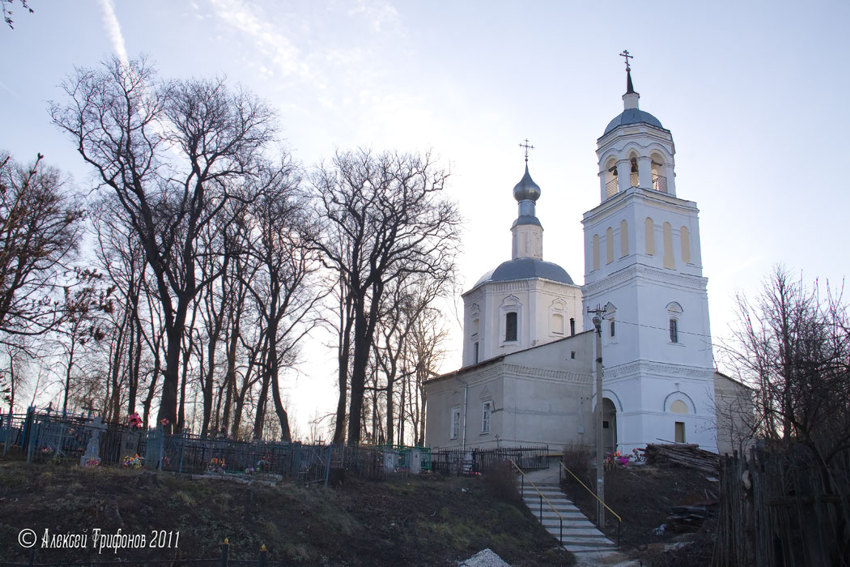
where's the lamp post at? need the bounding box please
[591,310,605,529]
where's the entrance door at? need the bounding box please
[602,398,617,454]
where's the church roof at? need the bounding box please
[473,257,574,288]
[603,108,664,135]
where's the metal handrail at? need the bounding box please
[560,461,622,548]
[508,458,564,544]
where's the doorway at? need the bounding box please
[602,398,617,454]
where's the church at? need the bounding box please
[424,61,750,456]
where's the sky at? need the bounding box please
[2,0,849,436]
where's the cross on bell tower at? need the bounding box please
[619,49,633,71]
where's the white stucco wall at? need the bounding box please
[462,278,583,368]
[426,332,594,450]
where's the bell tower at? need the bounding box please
[581,53,717,452]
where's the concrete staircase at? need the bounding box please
[521,480,636,565]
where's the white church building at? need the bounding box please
[425,65,750,456]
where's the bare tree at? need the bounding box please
[2,0,32,29]
[243,162,323,441]
[52,58,275,431]
[0,153,83,341]
[726,266,850,484]
[373,275,447,445]
[312,149,460,445]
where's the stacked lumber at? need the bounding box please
[644,443,719,474]
[666,504,710,532]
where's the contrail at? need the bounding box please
[97,0,129,65]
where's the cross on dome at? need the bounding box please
[519,138,535,163]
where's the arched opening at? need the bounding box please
[605,158,618,198]
[606,227,614,264]
[629,156,639,188]
[602,398,617,454]
[651,154,668,193]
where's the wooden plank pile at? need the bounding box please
[644,443,720,474]
[666,504,710,532]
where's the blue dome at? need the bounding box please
[474,258,574,287]
[603,108,664,135]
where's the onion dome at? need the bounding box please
[512,165,541,202]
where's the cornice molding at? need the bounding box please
[583,263,707,295]
[603,359,714,381]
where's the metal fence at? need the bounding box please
[0,409,437,484]
[430,445,549,475]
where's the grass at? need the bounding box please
[0,460,573,566]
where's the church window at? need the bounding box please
[620,220,629,257]
[609,319,616,338]
[675,421,686,443]
[645,217,655,255]
[592,235,600,270]
[680,226,691,264]
[450,407,461,440]
[570,351,576,359]
[505,312,518,342]
[472,317,479,337]
[606,227,614,264]
[481,401,493,434]
[663,222,675,269]
[473,342,479,364]
[570,317,576,336]
[666,302,682,344]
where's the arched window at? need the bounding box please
[663,222,675,269]
[667,302,683,344]
[645,217,655,255]
[680,226,691,264]
[570,317,576,336]
[620,220,629,257]
[670,400,688,414]
[606,227,614,264]
[592,234,600,271]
